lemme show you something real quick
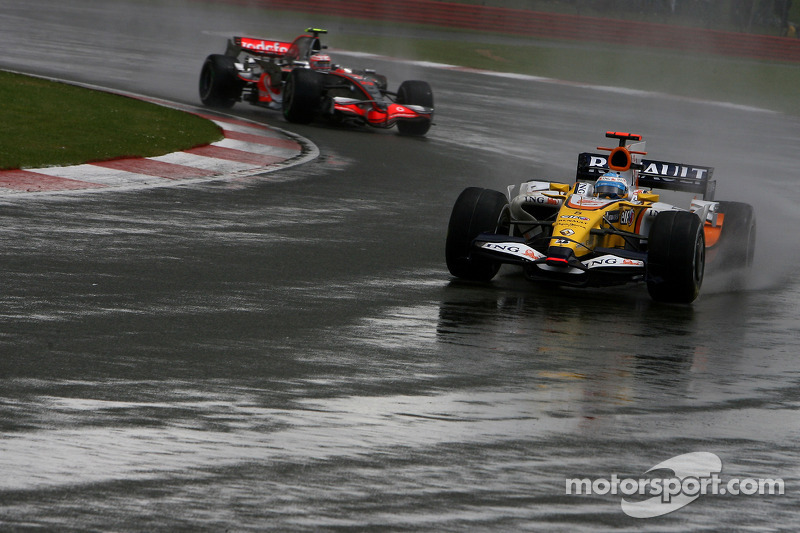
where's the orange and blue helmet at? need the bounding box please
[595,171,629,199]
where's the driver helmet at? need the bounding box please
[309,54,331,72]
[594,171,629,199]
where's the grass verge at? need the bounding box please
[247,6,800,116]
[330,32,800,116]
[0,71,223,170]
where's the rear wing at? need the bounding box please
[226,37,293,58]
[576,152,716,200]
[226,29,326,63]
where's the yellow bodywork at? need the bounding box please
[548,184,654,259]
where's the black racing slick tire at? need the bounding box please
[370,73,388,92]
[646,210,705,303]
[199,54,243,109]
[396,80,433,136]
[446,187,509,282]
[710,201,756,271]
[282,69,324,124]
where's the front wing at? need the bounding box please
[331,98,433,128]
[473,234,646,287]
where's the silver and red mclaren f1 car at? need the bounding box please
[445,132,757,303]
[199,28,434,136]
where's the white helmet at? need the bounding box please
[309,54,331,71]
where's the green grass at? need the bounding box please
[443,0,800,34]
[0,71,223,170]
[249,6,800,116]
[331,33,800,116]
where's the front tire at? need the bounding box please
[647,211,705,303]
[446,187,509,281]
[396,80,433,136]
[282,69,324,124]
[199,54,243,109]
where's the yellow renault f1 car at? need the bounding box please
[445,132,756,303]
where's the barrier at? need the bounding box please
[214,0,800,63]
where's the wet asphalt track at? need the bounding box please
[2,0,800,530]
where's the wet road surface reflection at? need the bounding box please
[2,221,798,530]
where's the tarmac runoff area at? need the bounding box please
[0,89,318,197]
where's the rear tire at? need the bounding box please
[446,187,509,281]
[396,80,433,136]
[282,69,324,124]
[370,73,388,92]
[647,211,705,303]
[199,54,243,109]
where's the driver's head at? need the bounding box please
[595,171,629,199]
[309,54,331,72]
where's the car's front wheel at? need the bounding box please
[396,80,433,136]
[647,210,705,303]
[446,187,509,281]
[199,54,243,109]
[282,69,324,124]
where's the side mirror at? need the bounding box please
[550,183,570,194]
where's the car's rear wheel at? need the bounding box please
[370,73,388,92]
[282,69,324,124]
[646,210,705,303]
[446,187,509,281]
[199,54,243,109]
[396,80,433,136]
